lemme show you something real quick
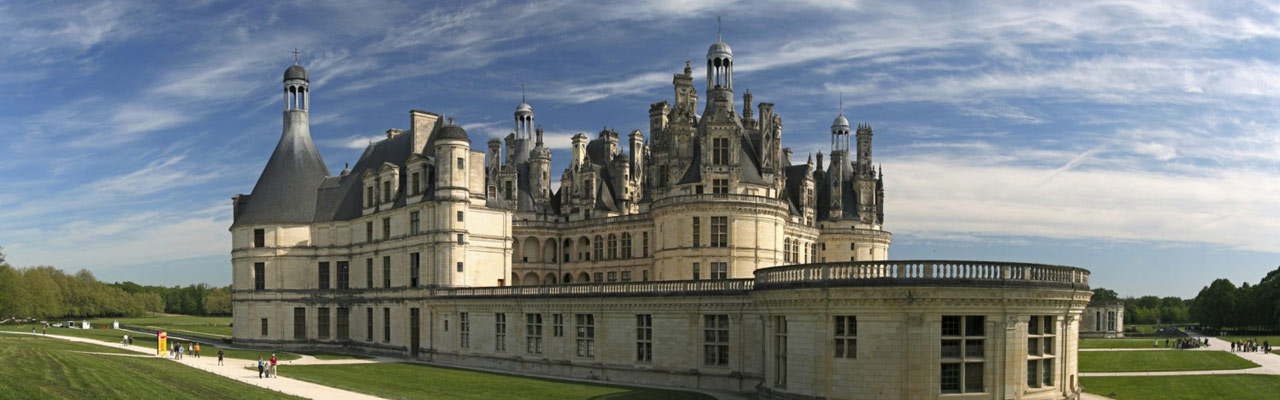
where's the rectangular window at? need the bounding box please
[337,307,350,340]
[712,179,729,194]
[366,258,374,288]
[607,271,617,282]
[318,262,330,290]
[318,307,330,339]
[410,212,420,235]
[693,263,701,280]
[636,314,653,363]
[366,307,373,341]
[457,210,464,222]
[383,181,391,203]
[253,262,265,290]
[457,157,464,169]
[692,217,700,247]
[710,216,728,247]
[621,271,632,281]
[366,221,373,242]
[253,229,265,248]
[575,313,595,358]
[494,313,507,352]
[337,261,349,289]
[460,312,470,348]
[711,262,728,280]
[383,308,391,342]
[382,217,391,239]
[411,172,420,195]
[505,181,513,200]
[643,270,649,281]
[383,256,391,288]
[366,186,374,206]
[1028,316,1057,388]
[941,315,985,394]
[642,232,649,257]
[594,272,603,282]
[553,314,564,337]
[526,313,543,355]
[410,253,420,288]
[834,316,857,358]
[293,308,306,339]
[704,315,729,366]
[457,233,464,245]
[456,262,463,272]
[712,137,730,165]
[261,318,268,336]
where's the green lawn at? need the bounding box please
[1081,338,1167,349]
[0,324,300,361]
[283,362,713,400]
[1083,375,1280,400]
[298,351,375,360]
[88,314,233,338]
[0,334,300,399]
[1080,350,1259,373]
[1126,324,1157,335]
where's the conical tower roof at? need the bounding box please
[232,111,329,227]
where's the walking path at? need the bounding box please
[0,331,385,400]
[1081,336,1280,377]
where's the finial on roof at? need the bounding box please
[839,92,843,114]
[292,48,300,65]
[717,16,722,41]
[522,84,526,103]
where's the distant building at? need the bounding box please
[230,33,1093,399]
[1081,301,1125,338]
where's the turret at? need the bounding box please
[571,133,588,167]
[856,123,874,176]
[434,118,472,201]
[530,127,552,201]
[629,129,644,183]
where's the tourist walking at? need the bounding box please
[270,354,278,378]
[257,357,265,378]
[217,349,224,366]
[194,343,200,358]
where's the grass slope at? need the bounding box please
[88,314,233,338]
[283,362,713,400]
[1082,375,1280,400]
[0,335,300,399]
[1080,350,1259,373]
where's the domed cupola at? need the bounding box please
[706,17,734,92]
[284,64,308,82]
[437,118,471,142]
[514,86,534,140]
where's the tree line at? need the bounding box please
[0,249,230,320]
[1189,266,1280,333]
[1089,287,1192,325]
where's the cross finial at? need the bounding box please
[839,92,844,114]
[717,16,722,40]
[522,84,526,103]
[292,48,300,65]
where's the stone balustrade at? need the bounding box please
[650,193,790,210]
[753,260,1090,290]
[430,278,755,298]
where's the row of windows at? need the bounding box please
[690,217,729,248]
[251,258,464,291]
[362,160,458,208]
[782,239,817,264]
[691,262,729,280]
[549,231,651,263]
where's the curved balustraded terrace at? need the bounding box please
[753,260,1089,290]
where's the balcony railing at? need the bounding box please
[650,193,790,210]
[753,260,1090,290]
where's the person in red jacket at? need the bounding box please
[270,354,278,378]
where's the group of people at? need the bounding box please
[120,334,134,346]
[256,354,279,379]
[1231,339,1271,353]
[1157,338,1208,349]
[169,342,202,359]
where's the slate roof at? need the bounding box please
[232,116,329,227]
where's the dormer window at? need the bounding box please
[253,229,265,248]
[411,172,420,195]
[366,186,374,207]
[382,181,392,203]
[712,137,730,165]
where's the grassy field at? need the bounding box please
[1081,338,1167,349]
[283,362,713,400]
[0,334,300,399]
[1126,324,1157,335]
[1082,375,1280,400]
[298,351,375,360]
[88,314,232,338]
[0,324,300,361]
[1080,350,1259,372]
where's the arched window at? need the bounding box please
[621,233,632,259]
[594,235,603,261]
[607,234,618,260]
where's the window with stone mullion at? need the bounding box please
[941,315,985,394]
[1027,315,1056,389]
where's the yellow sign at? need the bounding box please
[158,331,167,356]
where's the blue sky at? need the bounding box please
[2,0,1279,297]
